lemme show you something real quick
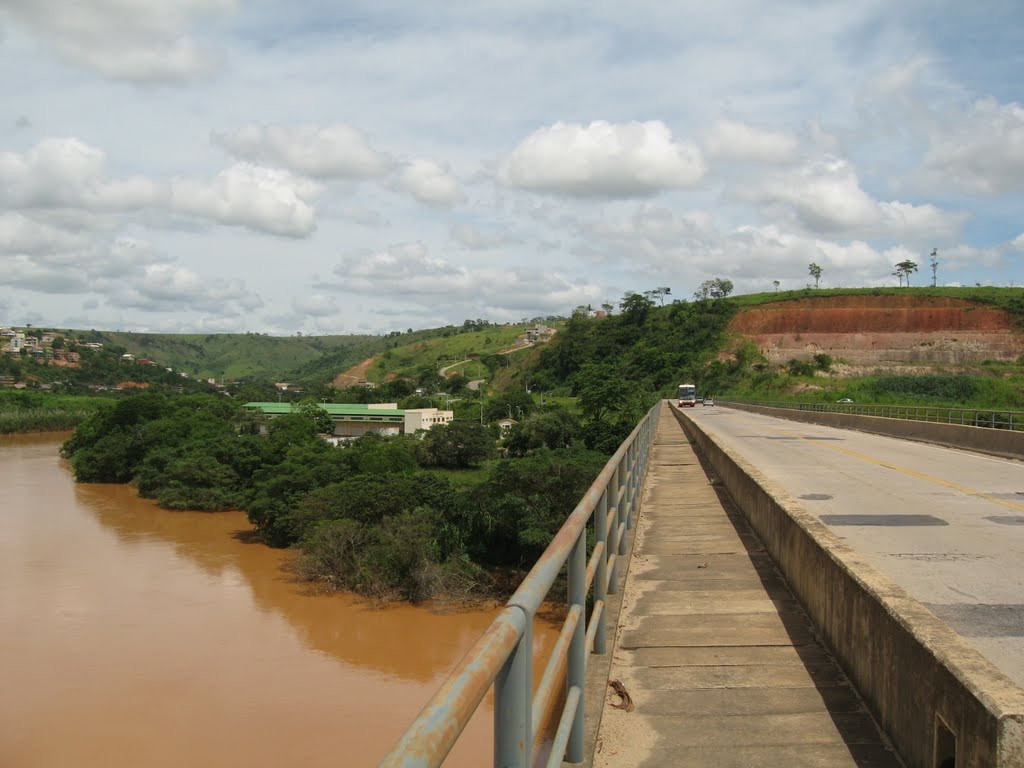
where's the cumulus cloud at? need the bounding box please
[325,242,600,315]
[0,236,170,295]
[921,98,1024,196]
[498,120,705,198]
[170,164,320,237]
[292,294,338,317]
[0,138,164,210]
[3,140,323,236]
[395,158,465,207]
[213,123,390,179]
[735,156,965,239]
[105,263,260,313]
[1012,233,1024,251]
[702,119,799,163]
[571,203,949,293]
[0,211,90,254]
[0,0,234,81]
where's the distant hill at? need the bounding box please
[91,331,384,382]
[10,287,1021,397]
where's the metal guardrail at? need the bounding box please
[721,400,1024,431]
[380,400,662,767]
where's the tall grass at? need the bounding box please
[0,408,97,434]
[0,391,115,434]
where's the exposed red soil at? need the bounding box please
[728,295,1024,364]
[331,354,380,389]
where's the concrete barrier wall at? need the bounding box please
[719,401,1024,460]
[670,405,1024,768]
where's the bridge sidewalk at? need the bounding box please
[586,409,903,767]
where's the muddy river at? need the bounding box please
[1,433,555,766]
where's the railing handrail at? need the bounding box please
[380,400,663,767]
[719,399,1024,431]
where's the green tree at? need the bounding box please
[896,259,918,286]
[930,248,939,287]
[694,278,734,300]
[572,363,630,424]
[619,292,655,324]
[503,407,581,456]
[296,401,335,434]
[808,263,823,288]
[421,421,496,468]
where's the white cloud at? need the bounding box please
[571,204,948,294]
[213,123,390,179]
[0,211,89,254]
[1012,233,1024,251]
[326,242,600,316]
[498,120,705,198]
[703,119,799,164]
[396,159,465,207]
[170,164,320,237]
[921,98,1024,196]
[0,138,164,210]
[105,263,260,313]
[292,294,338,317]
[0,0,235,81]
[735,156,966,239]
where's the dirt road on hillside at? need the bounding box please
[332,354,380,389]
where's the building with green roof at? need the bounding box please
[243,402,452,439]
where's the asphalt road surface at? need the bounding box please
[685,405,1024,688]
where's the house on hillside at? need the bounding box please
[524,325,555,342]
[496,418,518,435]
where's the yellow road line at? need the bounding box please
[755,420,1024,515]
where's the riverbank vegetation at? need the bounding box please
[49,285,1024,601]
[61,392,607,602]
[0,390,115,434]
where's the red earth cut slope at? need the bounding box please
[728,295,1024,364]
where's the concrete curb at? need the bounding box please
[672,404,1024,768]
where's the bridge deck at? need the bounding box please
[589,410,903,767]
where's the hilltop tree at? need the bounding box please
[773,280,780,292]
[645,287,672,305]
[930,248,939,287]
[808,263,823,288]
[896,259,918,287]
[694,278,733,301]
[619,291,655,324]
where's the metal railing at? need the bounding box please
[721,400,1024,431]
[380,400,662,767]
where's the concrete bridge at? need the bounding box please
[582,403,1024,768]
[384,403,1024,768]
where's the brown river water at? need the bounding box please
[1,433,556,767]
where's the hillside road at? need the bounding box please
[684,405,1024,688]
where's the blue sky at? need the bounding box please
[1,0,1022,335]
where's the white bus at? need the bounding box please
[677,383,697,407]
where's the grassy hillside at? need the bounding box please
[365,323,558,384]
[89,331,385,381]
